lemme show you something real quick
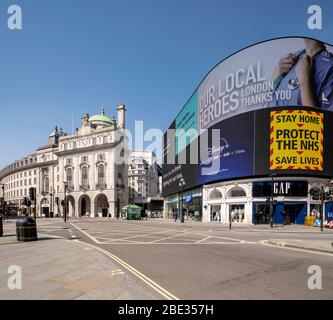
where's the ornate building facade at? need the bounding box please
[0,105,129,218]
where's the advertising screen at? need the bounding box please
[163,37,333,197]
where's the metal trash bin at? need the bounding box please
[16,218,37,242]
[0,216,3,237]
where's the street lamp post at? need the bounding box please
[320,186,325,232]
[0,184,5,215]
[63,182,68,223]
[49,187,54,218]
[270,174,276,228]
[179,179,185,223]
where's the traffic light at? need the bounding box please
[0,198,3,206]
[29,188,36,201]
[55,197,59,205]
[29,188,36,202]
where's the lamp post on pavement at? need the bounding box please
[0,184,6,215]
[49,186,55,218]
[179,178,185,223]
[270,174,276,228]
[63,182,68,223]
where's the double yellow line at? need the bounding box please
[73,239,180,300]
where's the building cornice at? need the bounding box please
[59,127,116,143]
[54,142,119,157]
[0,160,58,180]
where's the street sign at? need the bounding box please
[185,194,193,205]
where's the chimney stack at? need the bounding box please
[117,104,126,129]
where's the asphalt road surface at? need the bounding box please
[41,218,333,300]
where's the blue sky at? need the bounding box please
[0,0,332,168]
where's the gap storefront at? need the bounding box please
[252,180,309,225]
[202,177,331,225]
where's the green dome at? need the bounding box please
[89,114,114,127]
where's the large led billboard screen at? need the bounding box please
[163,37,333,197]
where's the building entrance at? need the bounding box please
[253,202,307,225]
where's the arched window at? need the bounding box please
[97,165,105,189]
[44,176,49,193]
[103,136,108,144]
[92,138,97,145]
[228,187,246,198]
[82,166,89,189]
[209,189,222,200]
[67,168,73,189]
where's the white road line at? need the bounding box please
[98,242,254,245]
[118,229,175,241]
[148,232,191,244]
[195,236,211,244]
[71,223,103,244]
[72,240,179,300]
[259,240,333,257]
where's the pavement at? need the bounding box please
[0,220,161,300]
[267,239,333,254]
[1,217,333,300]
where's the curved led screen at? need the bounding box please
[163,37,333,196]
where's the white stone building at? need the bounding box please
[0,105,129,218]
[128,150,163,214]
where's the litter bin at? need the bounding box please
[16,217,37,242]
[0,216,3,237]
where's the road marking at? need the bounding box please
[111,269,125,276]
[99,241,254,245]
[72,240,179,300]
[117,229,175,241]
[259,240,333,257]
[196,236,212,243]
[71,223,103,244]
[71,222,256,245]
[148,232,191,244]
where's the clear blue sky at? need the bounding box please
[0,0,332,168]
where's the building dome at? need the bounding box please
[89,108,114,127]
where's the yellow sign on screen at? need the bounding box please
[270,110,324,171]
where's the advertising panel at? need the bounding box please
[197,112,254,184]
[198,37,333,132]
[163,37,333,197]
[269,110,324,171]
[176,91,198,155]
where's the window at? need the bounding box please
[81,156,88,163]
[73,141,77,149]
[64,143,68,150]
[92,138,97,145]
[66,168,73,189]
[82,167,89,189]
[97,154,105,161]
[97,165,105,189]
[44,177,49,193]
[103,136,108,144]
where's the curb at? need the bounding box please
[267,241,333,255]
